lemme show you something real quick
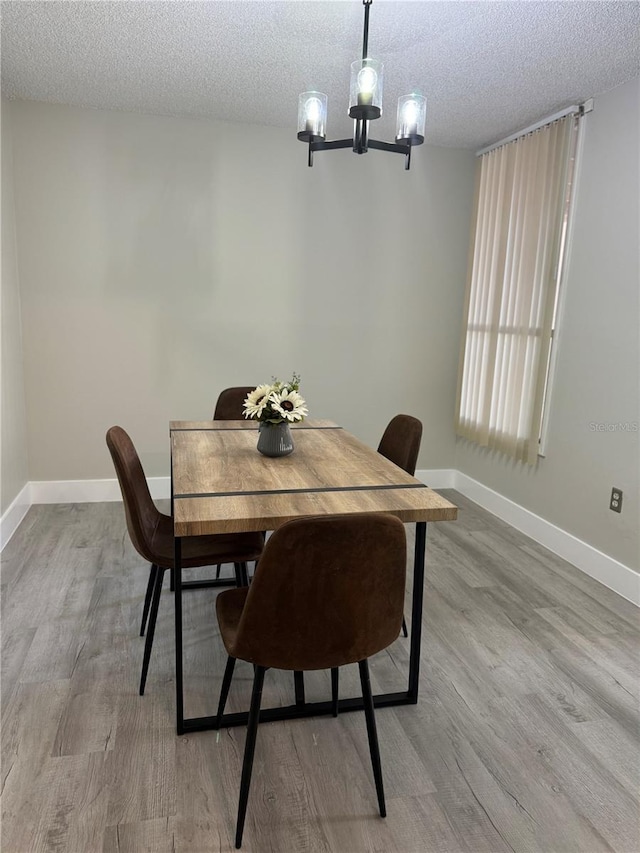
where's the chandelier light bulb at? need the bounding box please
[401,98,419,129]
[357,65,378,95]
[356,65,378,107]
[305,97,322,126]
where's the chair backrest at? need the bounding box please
[231,513,407,670]
[106,426,161,564]
[213,387,256,420]
[377,414,423,476]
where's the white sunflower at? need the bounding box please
[270,388,308,422]
[243,384,275,419]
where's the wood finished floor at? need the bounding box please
[1,491,638,853]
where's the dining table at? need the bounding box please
[170,418,457,735]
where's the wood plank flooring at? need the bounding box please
[1,492,638,852]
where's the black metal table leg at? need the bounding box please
[408,521,427,702]
[331,667,339,717]
[293,670,306,706]
[174,535,184,734]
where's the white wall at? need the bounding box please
[8,86,636,577]
[8,101,475,481]
[1,98,29,513]
[455,78,640,571]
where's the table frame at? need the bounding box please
[170,420,454,735]
[174,521,427,734]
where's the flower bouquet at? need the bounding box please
[243,375,308,456]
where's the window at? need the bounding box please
[455,113,580,464]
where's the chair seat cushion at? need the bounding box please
[216,587,250,655]
[152,513,263,569]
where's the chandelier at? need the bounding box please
[297,0,426,170]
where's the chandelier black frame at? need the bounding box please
[297,0,426,170]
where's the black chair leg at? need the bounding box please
[235,665,266,849]
[358,659,386,818]
[216,564,222,579]
[169,568,175,592]
[216,655,237,729]
[234,562,250,588]
[402,616,408,638]
[331,667,339,717]
[140,564,158,636]
[139,567,165,696]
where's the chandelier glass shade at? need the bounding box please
[297,0,425,169]
[349,59,383,120]
[297,92,327,142]
[396,94,427,145]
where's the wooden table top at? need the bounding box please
[170,420,457,537]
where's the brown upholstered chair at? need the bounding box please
[214,513,407,849]
[377,414,423,478]
[213,386,255,420]
[106,426,263,696]
[212,387,259,581]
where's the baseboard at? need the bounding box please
[0,482,32,550]
[452,472,640,607]
[4,473,639,605]
[29,476,171,504]
[415,469,457,489]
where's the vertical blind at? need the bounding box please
[455,114,579,464]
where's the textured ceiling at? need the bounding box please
[2,0,639,150]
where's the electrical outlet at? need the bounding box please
[610,487,623,513]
